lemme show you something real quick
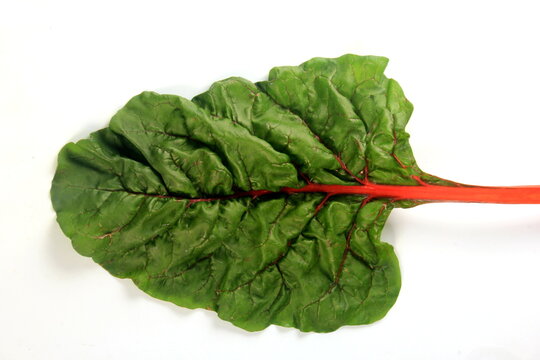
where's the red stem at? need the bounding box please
[281,183,540,204]
[185,182,540,205]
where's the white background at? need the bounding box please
[1,0,540,359]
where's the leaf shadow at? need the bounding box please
[271,317,384,337]
[381,221,398,247]
[112,274,265,337]
[156,83,210,100]
[272,324,313,338]
[46,219,96,272]
[66,120,108,143]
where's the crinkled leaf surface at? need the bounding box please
[51,54,446,332]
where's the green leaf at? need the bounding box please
[51,54,445,332]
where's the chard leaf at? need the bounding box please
[50,54,463,332]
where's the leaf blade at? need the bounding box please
[52,54,421,332]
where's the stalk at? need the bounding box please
[280,183,540,204]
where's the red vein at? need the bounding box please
[314,193,333,214]
[334,155,367,184]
